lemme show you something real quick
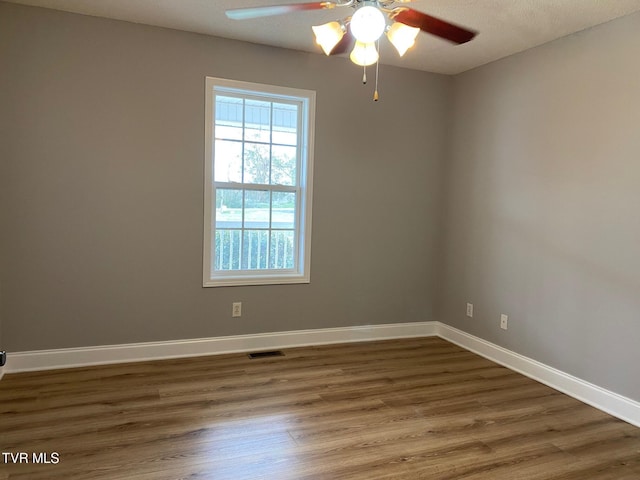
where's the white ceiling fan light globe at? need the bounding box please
[386,22,420,57]
[350,41,379,66]
[312,21,345,55]
[350,5,386,43]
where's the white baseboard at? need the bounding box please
[436,323,640,428]
[4,321,438,373]
[3,321,639,428]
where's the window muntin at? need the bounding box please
[204,78,314,287]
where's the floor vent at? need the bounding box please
[247,350,284,359]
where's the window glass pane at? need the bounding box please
[269,230,295,269]
[244,143,270,184]
[244,190,270,229]
[272,191,296,230]
[216,96,243,121]
[215,229,242,271]
[244,99,271,143]
[214,140,242,182]
[215,189,243,229]
[243,230,269,270]
[272,103,298,145]
[216,124,243,141]
[271,145,296,186]
[215,96,243,141]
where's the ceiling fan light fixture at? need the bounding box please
[312,21,345,55]
[350,5,386,43]
[350,41,378,66]
[225,2,478,101]
[386,22,419,57]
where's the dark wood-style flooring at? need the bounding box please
[1,337,639,479]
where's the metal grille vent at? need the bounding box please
[247,350,284,359]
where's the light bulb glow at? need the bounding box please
[350,5,386,43]
[386,22,419,57]
[350,41,379,66]
[312,21,345,55]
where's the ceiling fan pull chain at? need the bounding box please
[362,63,367,84]
[374,39,380,101]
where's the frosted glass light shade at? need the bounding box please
[386,22,420,57]
[350,41,379,66]
[312,21,345,55]
[350,5,386,43]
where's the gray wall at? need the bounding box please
[0,2,449,351]
[439,12,640,400]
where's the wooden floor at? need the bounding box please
[1,337,639,480]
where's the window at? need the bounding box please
[203,78,315,287]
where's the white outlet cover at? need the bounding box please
[500,314,508,330]
[466,303,473,317]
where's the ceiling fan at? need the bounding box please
[226,0,477,100]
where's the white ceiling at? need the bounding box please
[6,0,640,74]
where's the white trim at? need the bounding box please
[3,322,437,373]
[3,321,638,428]
[436,323,640,428]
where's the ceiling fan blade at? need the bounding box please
[328,30,355,56]
[393,8,477,44]
[226,2,338,20]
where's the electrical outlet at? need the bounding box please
[466,303,473,318]
[232,302,242,318]
[500,314,508,330]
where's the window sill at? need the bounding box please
[203,273,310,288]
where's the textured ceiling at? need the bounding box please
[6,0,640,74]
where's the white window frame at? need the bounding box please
[203,77,315,287]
